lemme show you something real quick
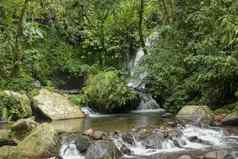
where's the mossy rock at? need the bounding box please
[33,88,85,120]
[82,71,139,113]
[176,105,214,123]
[0,91,32,121]
[10,118,38,141]
[16,123,59,158]
[0,146,18,159]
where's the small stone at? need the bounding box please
[120,144,132,155]
[167,121,177,127]
[93,131,105,140]
[83,128,94,137]
[122,133,135,145]
[214,114,225,123]
[178,155,192,159]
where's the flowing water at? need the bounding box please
[127,32,159,90]
[54,110,238,159]
[58,32,238,159]
[52,111,168,132]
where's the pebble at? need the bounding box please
[178,155,192,159]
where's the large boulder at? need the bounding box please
[0,90,32,121]
[11,118,38,141]
[85,140,122,159]
[16,123,59,158]
[33,89,85,120]
[176,105,214,124]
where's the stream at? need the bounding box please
[57,115,238,159]
[57,32,238,159]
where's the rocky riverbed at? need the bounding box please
[1,89,238,159]
[1,117,238,159]
[59,124,238,159]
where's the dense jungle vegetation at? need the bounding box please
[0,0,238,117]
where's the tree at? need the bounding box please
[138,0,146,54]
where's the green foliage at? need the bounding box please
[144,0,238,112]
[69,95,85,107]
[0,74,34,92]
[82,71,139,113]
[0,91,30,121]
[1,0,238,114]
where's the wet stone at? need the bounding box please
[120,144,133,155]
[178,155,192,159]
[122,133,135,145]
[85,140,122,159]
[204,151,226,159]
[93,130,106,140]
[141,133,163,149]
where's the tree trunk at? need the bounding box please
[12,0,29,77]
[138,0,147,54]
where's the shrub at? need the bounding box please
[82,70,139,113]
[0,91,32,121]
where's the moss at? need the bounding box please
[69,95,85,107]
[82,70,139,113]
[16,124,59,158]
[214,101,238,115]
[0,91,32,121]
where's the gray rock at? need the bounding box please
[74,135,91,153]
[85,140,122,159]
[60,134,91,154]
[33,89,85,120]
[120,144,133,155]
[141,133,163,149]
[224,154,235,159]
[176,105,214,124]
[122,133,135,145]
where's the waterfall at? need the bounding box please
[81,32,161,116]
[128,31,159,89]
[128,32,164,112]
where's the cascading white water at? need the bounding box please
[127,31,166,113]
[60,142,85,159]
[127,31,159,89]
[81,32,161,117]
[59,125,238,159]
[80,107,113,117]
[112,125,238,158]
